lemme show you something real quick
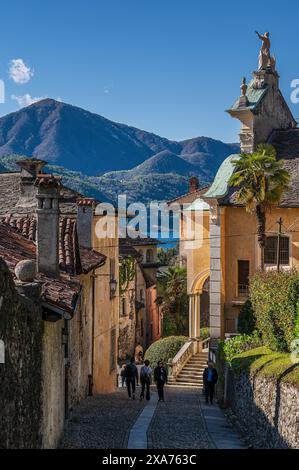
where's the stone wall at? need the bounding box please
[41,320,65,449]
[69,274,93,408]
[0,258,43,448]
[227,368,299,449]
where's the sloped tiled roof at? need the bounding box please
[119,238,143,260]
[0,224,81,314]
[228,78,269,112]
[218,129,299,207]
[167,186,210,206]
[0,172,92,215]
[0,215,106,276]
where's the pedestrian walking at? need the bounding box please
[154,360,168,402]
[140,360,152,401]
[120,364,126,387]
[203,361,218,405]
[124,357,138,399]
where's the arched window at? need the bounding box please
[264,236,290,265]
[146,249,153,263]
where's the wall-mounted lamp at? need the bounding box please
[109,278,117,299]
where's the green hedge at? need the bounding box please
[250,270,299,352]
[218,331,262,365]
[144,336,188,368]
[238,300,256,334]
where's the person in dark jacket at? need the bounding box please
[154,361,168,402]
[203,362,218,405]
[124,357,138,399]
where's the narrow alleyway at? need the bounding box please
[61,386,245,449]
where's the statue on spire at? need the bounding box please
[255,31,274,70]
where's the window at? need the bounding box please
[238,260,249,296]
[264,236,290,265]
[146,249,153,263]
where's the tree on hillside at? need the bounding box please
[229,144,290,270]
[157,266,188,336]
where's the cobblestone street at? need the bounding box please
[61,389,146,449]
[148,388,214,449]
[61,386,245,449]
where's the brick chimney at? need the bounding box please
[77,198,96,248]
[189,176,199,193]
[17,158,47,207]
[35,175,61,276]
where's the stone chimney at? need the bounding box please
[77,198,96,248]
[189,176,199,193]
[16,158,47,208]
[35,175,61,276]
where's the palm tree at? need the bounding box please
[157,267,189,335]
[229,144,290,270]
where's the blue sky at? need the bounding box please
[0,0,298,142]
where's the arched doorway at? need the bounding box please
[189,270,210,339]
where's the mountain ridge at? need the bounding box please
[0,99,239,202]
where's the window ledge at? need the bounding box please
[231,299,247,306]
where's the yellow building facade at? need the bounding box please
[181,54,299,344]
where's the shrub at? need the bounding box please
[294,302,299,340]
[250,270,299,352]
[199,327,210,340]
[218,331,262,365]
[238,300,256,334]
[144,335,188,368]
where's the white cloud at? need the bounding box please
[9,59,34,84]
[11,93,45,107]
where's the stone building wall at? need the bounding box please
[41,320,65,449]
[118,276,136,362]
[68,274,93,408]
[227,368,299,449]
[0,258,43,449]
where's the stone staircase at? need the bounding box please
[168,352,208,389]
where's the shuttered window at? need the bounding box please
[264,236,290,265]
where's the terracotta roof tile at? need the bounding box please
[0,224,80,314]
[0,215,105,276]
[220,129,299,207]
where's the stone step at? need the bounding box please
[188,358,207,365]
[185,364,206,369]
[176,377,203,384]
[178,371,203,379]
[167,382,202,388]
[183,365,206,370]
[179,369,203,375]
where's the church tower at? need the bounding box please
[226,33,296,153]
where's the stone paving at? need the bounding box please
[148,387,215,449]
[61,389,145,449]
[61,386,245,449]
